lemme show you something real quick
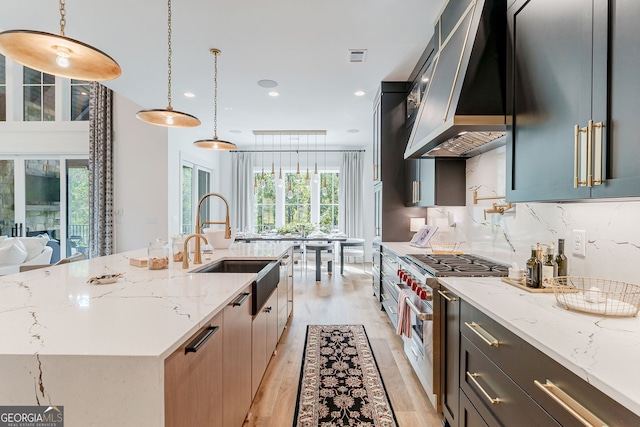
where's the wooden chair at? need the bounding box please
[304,242,335,281]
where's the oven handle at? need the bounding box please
[405,297,433,321]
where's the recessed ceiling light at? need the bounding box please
[347,129,360,133]
[258,79,278,88]
[268,91,279,97]
[184,92,195,98]
[229,130,242,134]
[354,91,365,97]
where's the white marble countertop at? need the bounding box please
[0,241,292,360]
[438,276,640,416]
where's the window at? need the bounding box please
[0,55,5,121]
[319,172,339,231]
[284,172,311,225]
[23,66,55,121]
[181,162,212,234]
[253,169,339,233]
[254,173,276,233]
[70,79,90,121]
[67,159,90,257]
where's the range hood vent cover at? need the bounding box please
[405,0,506,159]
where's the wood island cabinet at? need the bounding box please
[507,0,640,201]
[165,311,224,427]
[252,289,278,399]
[223,285,253,427]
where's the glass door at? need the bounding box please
[181,161,212,234]
[0,156,89,262]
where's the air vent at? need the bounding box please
[349,49,367,63]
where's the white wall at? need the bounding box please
[428,146,640,283]
[112,93,169,252]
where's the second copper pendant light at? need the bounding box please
[136,0,200,128]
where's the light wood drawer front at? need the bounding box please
[461,336,560,427]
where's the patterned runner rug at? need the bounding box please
[293,324,398,427]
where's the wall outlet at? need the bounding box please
[572,229,586,257]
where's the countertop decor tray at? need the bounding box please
[501,277,555,293]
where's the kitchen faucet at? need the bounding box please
[194,192,232,262]
[182,234,208,269]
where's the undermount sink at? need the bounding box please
[196,259,280,315]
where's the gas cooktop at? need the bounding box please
[405,253,510,277]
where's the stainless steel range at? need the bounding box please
[379,250,510,410]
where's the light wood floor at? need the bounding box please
[243,262,443,427]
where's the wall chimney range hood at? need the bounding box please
[405,0,506,159]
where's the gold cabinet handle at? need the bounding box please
[438,289,458,302]
[587,119,594,187]
[574,124,588,188]
[592,122,604,186]
[466,372,501,405]
[415,181,420,203]
[534,380,608,427]
[464,321,500,347]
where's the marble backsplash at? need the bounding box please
[427,146,640,283]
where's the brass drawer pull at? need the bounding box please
[465,321,500,347]
[438,289,458,302]
[574,124,588,188]
[534,380,608,427]
[466,372,501,405]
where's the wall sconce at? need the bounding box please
[410,217,425,232]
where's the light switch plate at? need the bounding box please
[572,229,586,257]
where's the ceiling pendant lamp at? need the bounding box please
[136,0,200,127]
[194,49,237,150]
[0,0,121,81]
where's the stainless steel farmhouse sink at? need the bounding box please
[196,259,280,315]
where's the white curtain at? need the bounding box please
[231,152,254,232]
[338,151,364,238]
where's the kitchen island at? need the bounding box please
[0,242,292,427]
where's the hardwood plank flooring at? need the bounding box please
[244,262,443,427]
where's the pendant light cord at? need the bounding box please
[213,50,219,138]
[166,0,173,109]
[59,0,67,36]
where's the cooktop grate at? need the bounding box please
[406,253,510,277]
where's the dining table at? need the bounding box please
[235,234,347,281]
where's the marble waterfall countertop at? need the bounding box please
[439,276,640,416]
[0,241,292,426]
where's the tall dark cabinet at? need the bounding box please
[373,82,426,242]
[506,0,640,202]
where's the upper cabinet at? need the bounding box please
[406,158,466,207]
[507,0,640,202]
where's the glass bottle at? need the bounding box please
[171,234,185,263]
[525,245,541,288]
[541,245,558,288]
[554,238,568,277]
[148,238,169,270]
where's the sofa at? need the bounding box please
[0,236,53,276]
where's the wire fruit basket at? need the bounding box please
[429,240,459,254]
[551,276,640,317]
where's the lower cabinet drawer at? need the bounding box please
[461,300,640,426]
[459,389,494,427]
[460,336,560,427]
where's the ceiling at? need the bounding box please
[1,0,445,148]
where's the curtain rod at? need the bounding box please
[231,149,365,153]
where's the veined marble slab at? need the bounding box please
[439,276,640,416]
[0,242,292,427]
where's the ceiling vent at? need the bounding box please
[349,49,367,63]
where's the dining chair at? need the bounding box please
[340,238,365,274]
[304,242,335,281]
[292,242,304,275]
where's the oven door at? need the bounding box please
[393,281,437,408]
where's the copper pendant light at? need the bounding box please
[136,0,200,127]
[193,49,237,150]
[0,0,121,81]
